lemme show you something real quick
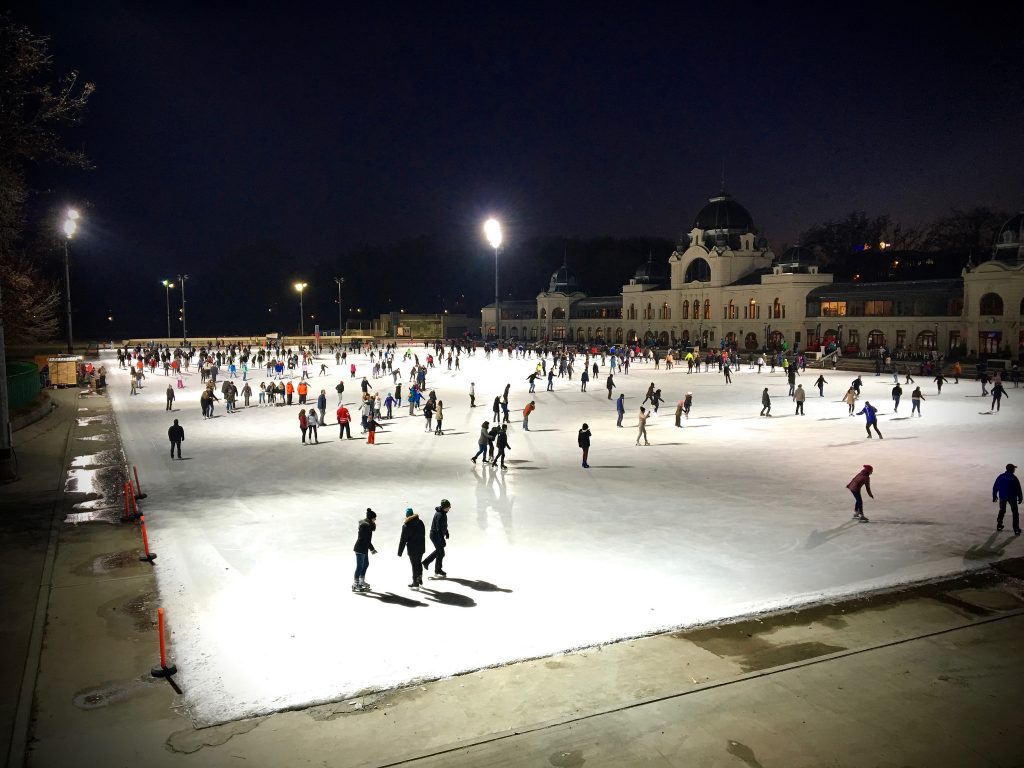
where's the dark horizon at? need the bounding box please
[8,2,1024,339]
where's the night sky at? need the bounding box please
[9,2,1024,339]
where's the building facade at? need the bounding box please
[481,196,1024,360]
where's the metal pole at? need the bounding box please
[63,239,73,354]
[178,274,189,343]
[165,284,171,338]
[0,282,15,480]
[335,277,344,338]
[494,245,500,341]
[299,291,304,337]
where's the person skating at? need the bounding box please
[606,374,615,399]
[814,374,827,397]
[317,389,327,424]
[760,388,772,417]
[578,422,591,468]
[492,395,501,422]
[434,401,444,435]
[165,384,175,411]
[851,376,863,396]
[352,509,378,591]
[580,369,589,392]
[421,499,451,577]
[167,418,184,459]
[857,401,883,438]
[523,400,536,431]
[398,507,427,587]
[526,371,539,393]
[683,392,693,419]
[469,382,476,408]
[911,387,925,417]
[992,463,1022,535]
[892,382,903,412]
[636,407,650,445]
[337,403,352,439]
[934,372,947,394]
[241,381,252,407]
[794,384,806,415]
[643,383,655,405]
[616,393,625,427]
[492,424,510,469]
[843,387,857,415]
[298,408,309,444]
[847,464,874,522]
[470,421,490,463]
[674,398,684,427]
[991,381,1008,412]
[307,408,319,443]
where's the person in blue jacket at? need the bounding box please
[993,463,1022,535]
[857,401,882,438]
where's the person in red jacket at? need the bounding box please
[336,405,352,439]
[298,409,309,444]
[846,464,874,522]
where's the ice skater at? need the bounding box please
[992,463,1022,535]
[165,384,175,411]
[470,422,490,463]
[760,388,772,417]
[421,499,451,577]
[523,400,535,431]
[636,407,650,445]
[398,507,426,587]
[814,374,827,397]
[578,422,591,468]
[892,382,903,412]
[352,509,378,591]
[616,393,625,427]
[911,387,924,416]
[991,381,1008,412]
[794,384,805,414]
[857,401,883,438]
[307,408,319,443]
[843,387,858,415]
[492,424,510,468]
[847,464,874,522]
[167,419,184,459]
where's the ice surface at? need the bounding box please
[104,349,1023,725]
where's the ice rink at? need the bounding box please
[104,347,1022,725]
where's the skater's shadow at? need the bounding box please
[419,588,477,607]
[805,520,857,549]
[446,578,512,593]
[964,532,1009,562]
[653,442,684,446]
[827,441,864,448]
[816,417,843,421]
[173,457,195,461]
[505,459,530,464]
[594,465,634,469]
[527,428,558,432]
[884,436,918,440]
[357,590,428,607]
[890,417,910,421]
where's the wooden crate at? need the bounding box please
[48,356,81,387]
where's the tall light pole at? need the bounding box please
[178,274,189,343]
[295,282,308,336]
[62,209,79,354]
[161,280,174,338]
[484,218,502,341]
[334,277,344,337]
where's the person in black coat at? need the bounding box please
[398,507,426,587]
[352,509,378,591]
[578,422,591,468]
[422,499,451,577]
[167,419,184,459]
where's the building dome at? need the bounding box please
[693,194,756,236]
[772,245,818,272]
[633,253,667,285]
[993,213,1024,261]
[548,260,580,293]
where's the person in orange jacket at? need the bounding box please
[297,380,309,405]
[285,380,295,405]
[522,400,536,431]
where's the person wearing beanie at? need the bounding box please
[992,463,1022,535]
[398,507,427,587]
[352,509,378,591]
[846,465,874,522]
[422,499,451,578]
[578,423,591,468]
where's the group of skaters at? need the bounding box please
[351,499,452,591]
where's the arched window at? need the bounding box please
[681,300,689,319]
[916,330,936,350]
[645,303,653,320]
[628,304,636,320]
[748,298,757,320]
[680,330,690,342]
[530,327,538,340]
[659,331,669,344]
[703,299,711,320]
[577,328,585,342]
[510,327,519,338]
[615,327,623,343]
[980,293,1003,315]
[661,302,671,320]
[725,331,737,348]
[684,257,711,282]
[727,300,737,320]
[867,330,885,349]
[594,327,605,341]
[552,307,566,320]
[745,332,758,350]
[773,298,782,319]
[628,329,637,343]
[540,307,547,320]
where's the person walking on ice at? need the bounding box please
[578,422,591,468]
[992,463,1022,535]
[351,509,378,591]
[636,406,650,445]
[892,382,903,413]
[616,393,625,427]
[398,507,426,587]
[911,386,925,416]
[422,499,451,578]
[794,384,806,415]
[523,400,536,431]
[843,386,858,415]
[857,400,883,438]
[813,374,827,397]
[847,464,874,522]
[760,387,772,417]
[167,419,184,459]
[991,380,1008,412]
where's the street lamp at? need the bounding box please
[484,218,502,341]
[334,277,344,337]
[61,209,79,354]
[178,274,189,343]
[161,280,174,338]
[294,282,308,336]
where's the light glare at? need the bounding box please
[484,218,502,249]
[63,219,77,238]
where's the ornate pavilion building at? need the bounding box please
[481,196,1024,360]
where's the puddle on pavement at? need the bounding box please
[70,449,121,468]
[65,507,124,524]
[77,415,112,427]
[98,590,159,633]
[77,433,112,442]
[73,677,157,710]
[73,550,145,576]
[65,466,124,495]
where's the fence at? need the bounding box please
[6,362,40,410]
